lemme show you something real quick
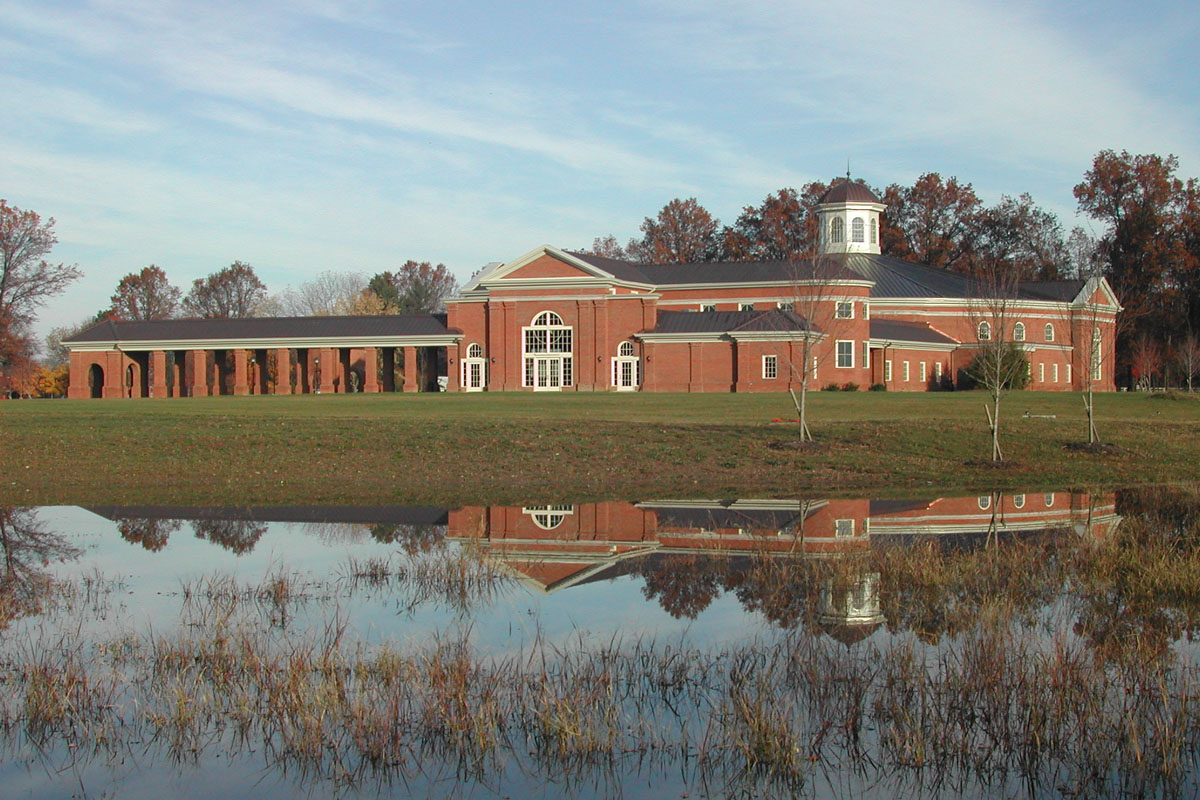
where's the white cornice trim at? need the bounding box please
[867,339,957,352]
[658,279,873,291]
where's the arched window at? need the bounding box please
[524,505,574,530]
[1013,322,1025,342]
[523,311,573,389]
[830,217,844,244]
[869,217,877,244]
[978,495,992,510]
[978,321,991,341]
[462,342,486,390]
[1091,327,1102,381]
[851,217,865,243]
[1013,494,1026,509]
[613,341,641,389]
[1044,323,1055,342]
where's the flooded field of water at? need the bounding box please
[3,487,1199,798]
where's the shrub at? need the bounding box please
[869,383,886,392]
[959,343,1029,391]
[822,383,841,391]
[841,382,859,392]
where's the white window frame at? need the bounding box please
[1013,494,1026,509]
[462,342,487,392]
[902,361,910,382]
[1014,322,1026,342]
[1038,363,1045,382]
[762,354,778,380]
[777,301,794,312]
[830,217,844,244]
[919,362,927,382]
[851,217,865,243]
[835,301,854,319]
[884,360,892,381]
[835,519,855,538]
[978,321,991,341]
[1091,328,1102,381]
[611,341,641,390]
[1053,363,1059,383]
[1067,364,1072,384]
[935,361,943,382]
[836,340,854,369]
[739,302,755,311]
[699,303,716,312]
[523,505,574,530]
[522,310,573,390]
[1044,323,1055,342]
[978,495,992,510]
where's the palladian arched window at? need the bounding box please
[523,311,573,389]
[618,341,635,357]
[467,343,483,358]
[1044,323,1055,342]
[1013,322,1025,342]
[851,217,864,243]
[978,321,991,341]
[612,340,641,390]
[830,217,844,244]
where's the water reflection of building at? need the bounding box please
[447,492,1120,593]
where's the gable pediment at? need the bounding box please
[475,245,622,288]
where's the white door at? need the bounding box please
[535,357,563,390]
[462,359,485,391]
[612,357,640,391]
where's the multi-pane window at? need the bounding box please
[920,362,927,382]
[522,311,573,388]
[1014,494,1026,509]
[884,360,892,381]
[467,343,483,358]
[1053,363,1059,383]
[869,218,877,244]
[978,321,991,341]
[836,340,854,368]
[762,355,778,379]
[1044,323,1055,342]
[618,341,635,357]
[740,303,755,311]
[524,505,574,530]
[777,301,794,312]
[830,217,844,244]
[851,217,865,243]
[935,361,943,382]
[1039,363,1045,382]
[835,301,853,319]
[835,519,855,538]
[1014,322,1026,342]
[903,361,910,382]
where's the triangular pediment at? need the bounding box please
[1073,276,1122,310]
[475,245,618,286]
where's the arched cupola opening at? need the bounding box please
[815,178,886,256]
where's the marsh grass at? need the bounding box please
[8,500,1200,796]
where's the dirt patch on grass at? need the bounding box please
[768,440,831,452]
[1063,441,1124,455]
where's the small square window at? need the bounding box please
[700,304,716,312]
[835,301,853,319]
[762,355,778,380]
[835,519,855,538]
[740,303,755,311]
[777,301,793,312]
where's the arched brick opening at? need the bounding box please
[88,363,104,399]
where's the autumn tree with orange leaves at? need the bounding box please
[182,261,267,318]
[628,198,720,264]
[110,265,181,321]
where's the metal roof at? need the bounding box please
[650,309,815,335]
[869,319,958,345]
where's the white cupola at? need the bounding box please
[816,178,885,256]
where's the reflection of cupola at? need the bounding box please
[816,178,885,256]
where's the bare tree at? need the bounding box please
[1177,331,1200,392]
[264,270,367,317]
[965,262,1027,461]
[0,507,81,627]
[0,200,82,327]
[776,254,861,442]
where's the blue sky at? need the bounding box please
[2,0,1197,337]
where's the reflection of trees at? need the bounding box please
[191,519,268,555]
[370,524,446,555]
[117,518,182,552]
[639,554,729,619]
[0,507,81,626]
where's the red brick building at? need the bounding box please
[65,183,1121,397]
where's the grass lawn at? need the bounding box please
[1,390,1197,505]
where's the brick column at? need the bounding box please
[363,347,379,392]
[734,341,751,393]
[272,348,292,394]
[233,350,249,395]
[317,348,336,394]
[150,351,168,398]
[501,302,520,391]
[402,346,418,392]
[444,346,459,392]
[188,350,210,397]
[67,352,89,399]
[102,351,124,398]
